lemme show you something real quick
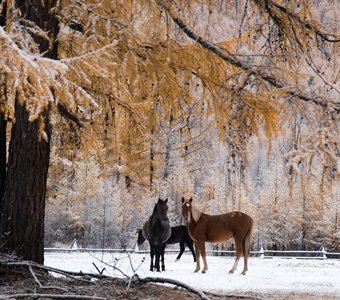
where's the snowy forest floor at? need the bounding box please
[1,252,339,299]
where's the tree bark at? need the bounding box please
[0,0,59,263]
[0,109,6,201]
[0,100,51,263]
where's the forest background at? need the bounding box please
[0,0,339,261]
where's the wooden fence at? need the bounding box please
[44,245,340,259]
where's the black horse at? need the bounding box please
[137,225,196,262]
[142,198,171,272]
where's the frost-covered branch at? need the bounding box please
[263,0,340,43]
[156,1,340,114]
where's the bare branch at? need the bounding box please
[28,265,42,288]
[1,294,106,299]
[265,0,340,43]
[134,275,210,300]
[57,102,84,128]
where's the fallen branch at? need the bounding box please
[27,266,70,292]
[28,265,42,288]
[134,275,210,300]
[92,262,106,275]
[1,260,109,282]
[1,294,106,299]
[206,290,264,300]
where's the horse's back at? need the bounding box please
[167,225,189,244]
[193,211,252,243]
[212,211,252,232]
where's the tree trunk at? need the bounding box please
[0,100,51,263]
[0,0,58,263]
[150,129,154,190]
[0,109,6,201]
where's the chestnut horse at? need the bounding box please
[181,197,253,275]
[142,198,171,272]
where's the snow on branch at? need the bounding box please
[266,0,340,43]
[0,24,100,128]
[156,1,340,114]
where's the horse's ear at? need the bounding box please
[158,197,161,202]
[164,198,168,203]
[189,197,193,203]
[181,197,185,203]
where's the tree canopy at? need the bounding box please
[0,0,339,259]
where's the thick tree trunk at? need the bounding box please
[0,0,58,263]
[0,110,6,201]
[0,0,7,202]
[0,100,51,263]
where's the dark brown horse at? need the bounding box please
[181,197,253,275]
[142,198,171,272]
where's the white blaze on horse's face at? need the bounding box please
[181,200,192,222]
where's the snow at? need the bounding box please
[44,251,340,298]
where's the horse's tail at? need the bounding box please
[243,216,254,257]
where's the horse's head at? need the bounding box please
[137,229,145,245]
[156,197,169,218]
[181,197,193,222]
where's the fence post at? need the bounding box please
[322,247,327,260]
[259,245,264,258]
[71,238,78,252]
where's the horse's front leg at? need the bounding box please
[199,241,208,273]
[149,244,155,271]
[155,245,161,272]
[161,243,166,271]
[194,241,201,273]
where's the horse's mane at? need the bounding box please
[149,201,169,224]
[191,204,202,222]
[151,203,158,216]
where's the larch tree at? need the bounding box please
[0,0,60,263]
[0,0,339,262]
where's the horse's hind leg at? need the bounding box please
[161,243,166,271]
[241,253,248,275]
[187,240,196,262]
[229,237,242,274]
[176,242,185,261]
[241,235,250,275]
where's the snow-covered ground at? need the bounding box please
[44,251,340,299]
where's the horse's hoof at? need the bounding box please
[229,270,234,274]
[241,271,246,275]
[202,270,206,274]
